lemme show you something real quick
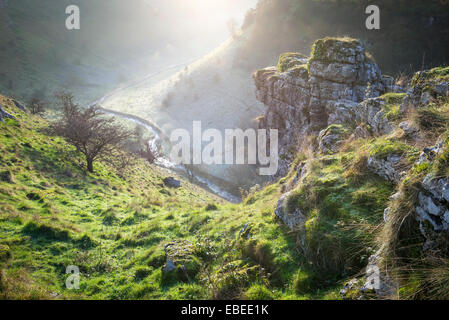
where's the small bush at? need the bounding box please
[294,271,320,294]
[102,211,118,226]
[241,239,274,272]
[26,192,42,202]
[0,170,13,183]
[243,284,275,300]
[0,245,11,262]
[76,234,97,249]
[205,203,218,211]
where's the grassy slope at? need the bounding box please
[0,95,341,300]
[3,70,445,299]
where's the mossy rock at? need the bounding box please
[412,66,449,87]
[379,92,406,105]
[321,124,350,137]
[377,93,405,123]
[368,138,417,160]
[277,52,308,73]
[310,37,362,63]
[162,240,201,284]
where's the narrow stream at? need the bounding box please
[95,106,241,203]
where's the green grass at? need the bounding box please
[285,152,393,280]
[0,95,342,299]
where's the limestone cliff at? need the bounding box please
[254,38,392,178]
[255,37,449,299]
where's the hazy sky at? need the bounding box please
[140,0,259,57]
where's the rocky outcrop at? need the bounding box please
[415,174,449,249]
[317,124,349,154]
[0,104,15,122]
[254,38,388,178]
[367,155,405,184]
[400,67,449,113]
[274,191,306,231]
[355,98,394,136]
[163,177,181,188]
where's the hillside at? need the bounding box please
[253,37,449,299]
[0,0,257,104]
[3,49,448,299]
[0,96,343,300]
[1,0,449,302]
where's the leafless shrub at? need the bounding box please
[138,143,159,164]
[53,91,133,173]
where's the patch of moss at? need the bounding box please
[369,138,417,160]
[310,37,361,62]
[379,92,406,105]
[277,52,308,72]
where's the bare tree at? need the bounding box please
[139,143,159,164]
[53,91,133,173]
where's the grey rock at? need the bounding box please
[367,155,403,183]
[163,177,181,188]
[418,192,440,216]
[254,38,386,178]
[354,125,370,139]
[383,207,390,223]
[340,278,359,297]
[274,192,306,231]
[399,121,418,136]
[361,250,397,298]
[418,140,444,164]
[355,98,393,136]
[0,104,15,122]
[162,259,177,273]
[13,100,26,112]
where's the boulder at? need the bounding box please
[0,104,15,122]
[163,177,181,188]
[274,192,306,231]
[367,155,404,184]
[162,240,199,281]
[318,124,349,154]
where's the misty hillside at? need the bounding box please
[0,0,256,103]
[100,33,268,192]
[101,0,449,193]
